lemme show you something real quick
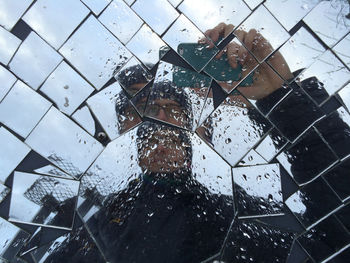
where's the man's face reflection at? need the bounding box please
[136,123,190,173]
[120,82,192,174]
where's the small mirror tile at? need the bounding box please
[9,32,63,90]
[131,0,179,35]
[25,107,104,178]
[99,0,143,44]
[303,1,350,47]
[0,0,34,30]
[10,171,80,229]
[59,15,132,90]
[40,61,94,116]
[232,163,283,218]
[0,81,51,138]
[23,0,89,49]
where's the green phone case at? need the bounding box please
[175,43,253,90]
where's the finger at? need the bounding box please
[234,29,247,42]
[237,45,248,66]
[215,49,226,59]
[226,42,240,69]
[243,29,258,52]
[223,24,234,39]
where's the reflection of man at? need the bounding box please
[43,23,350,263]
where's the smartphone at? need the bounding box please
[176,43,253,88]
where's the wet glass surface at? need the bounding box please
[0,0,350,262]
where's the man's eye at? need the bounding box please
[148,105,159,115]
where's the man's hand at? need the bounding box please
[202,24,293,100]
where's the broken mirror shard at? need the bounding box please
[79,122,234,262]
[9,171,80,229]
[0,26,21,65]
[0,81,51,138]
[131,0,179,35]
[298,50,350,105]
[25,107,104,179]
[178,0,250,39]
[0,127,30,183]
[268,27,326,83]
[81,0,111,15]
[234,5,290,63]
[264,0,319,31]
[221,219,294,263]
[72,106,96,136]
[323,157,350,202]
[0,65,16,101]
[144,61,212,130]
[338,83,350,112]
[22,0,89,49]
[232,163,283,218]
[0,183,10,203]
[87,82,142,140]
[9,32,63,90]
[238,149,266,166]
[315,107,350,159]
[268,87,324,142]
[126,24,168,70]
[297,215,350,263]
[0,217,29,262]
[115,56,153,97]
[333,33,350,68]
[40,61,95,116]
[197,92,271,166]
[34,165,72,180]
[255,128,288,162]
[276,128,338,186]
[59,15,132,90]
[0,0,33,30]
[303,0,350,47]
[285,176,342,229]
[99,0,143,45]
[30,224,105,263]
[163,14,219,72]
[190,132,233,197]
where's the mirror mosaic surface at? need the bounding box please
[0,0,350,262]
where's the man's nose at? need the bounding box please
[156,108,168,121]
